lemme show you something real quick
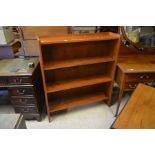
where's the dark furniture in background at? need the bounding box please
[38,32,120,122]
[0,58,45,121]
[0,40,21,58]
[97,26,118,33]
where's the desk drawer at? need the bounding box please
[9,87,34,96]
[11,97,36,106]
[14,106,38,114]
[0,77,8,86]
[124,82,152,90]
[125,82,139,90]
[8,77,32,85]
[125,73,155,82]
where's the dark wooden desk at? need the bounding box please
[112,84,155,129]
[0,58,45,121]
[115,55,155,116]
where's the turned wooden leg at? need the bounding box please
[115,88,124,117]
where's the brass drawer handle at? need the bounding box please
[140,75,150,79]
[17,89,26,95]
[16,78,22,83]
[19,98,27,103]
[129,84,137,89]
[23,108,29,112]
[146,75,150,79]
[9,78,22,83]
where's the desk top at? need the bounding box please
[112,84,155,129]
[117,55,155,73]
[0,57,39,76]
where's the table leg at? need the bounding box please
[115,88,124,117]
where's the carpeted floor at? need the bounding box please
[0,87,130,129]
[26,95,129,129]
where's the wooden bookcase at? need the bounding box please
[38,32,120,122]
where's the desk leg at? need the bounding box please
[48,112,52,122]
[115,87,124,117]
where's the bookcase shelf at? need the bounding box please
[38,32,120,122]
[49,92,108,113]
[48,82,110,113]
[44,56,114,70]
[46,75,112,93]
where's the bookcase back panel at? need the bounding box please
[45,62,113,83]
[41,40,117,62]
[48,82,111,101]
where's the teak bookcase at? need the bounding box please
[38,32,120,122]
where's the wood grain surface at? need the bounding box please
[112,84,155,129]
[39,32,120,44]
[118,55,155,73]
[38,32,120,122]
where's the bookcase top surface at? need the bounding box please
[38,32,120,45]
